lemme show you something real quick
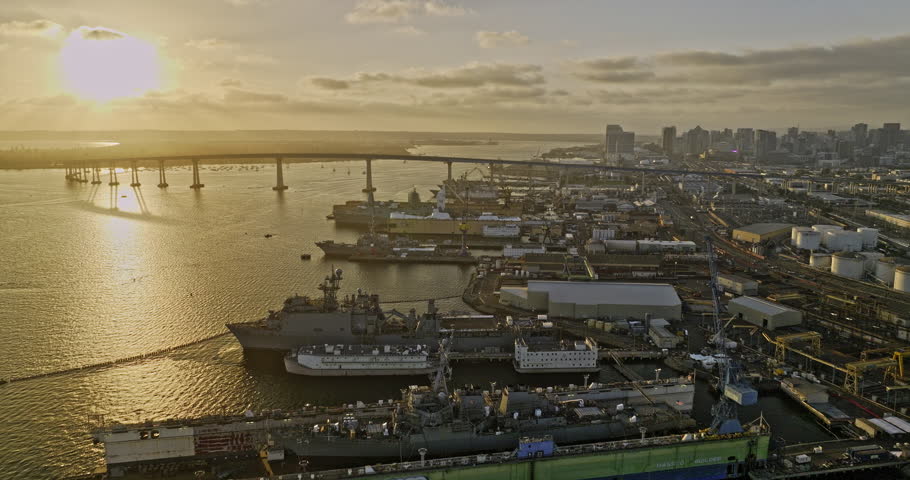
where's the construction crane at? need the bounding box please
[705,235,757,435]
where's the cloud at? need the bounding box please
[406,62,544,88]
[569,56,656,83]
[310,62,545,90]
[186,38,226,50]
[310,77,351,90]
[345,0,468,24]
[77,26,125,41]
[10,94,79,106]
[0,19,64,38]
[223,88,287,103]
[392,25,425,36]
[475,30,528,49]
[235,53,277,65]
[559,39,577,48]
[219,78,244,88]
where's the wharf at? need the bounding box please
[749,439,910,480]
[446,349,664,363]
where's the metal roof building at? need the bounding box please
[727,296,802,330]
[499,281,681,320]
[731,223,795,244]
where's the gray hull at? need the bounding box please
[283,417,692,460]
[228,322,516,352]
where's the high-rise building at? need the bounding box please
[880,123,901,152]
[851,123,868,148]
[684,126,709,155]
[604,124,634,162]
[755,130,777,160]
[661,126,676,154]
[735,128,754,154]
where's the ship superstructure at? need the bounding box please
[284,343,437,376]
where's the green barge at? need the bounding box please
[303,428,771,480]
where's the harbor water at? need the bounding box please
[0,141,829,478]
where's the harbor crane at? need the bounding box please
[705,236,757,435]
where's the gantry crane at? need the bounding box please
[843,357,898,395]
[773,332,823,363]
[706,236,757,435]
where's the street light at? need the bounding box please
[654,368,662,381]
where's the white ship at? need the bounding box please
[513,337,600,373]
[284,343,438,376]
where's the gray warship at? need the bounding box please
[226,268,517,352]
[278,371,696,461]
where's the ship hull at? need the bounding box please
[284,417,693,460]
[283,356,436,376]
[228,322,515,352]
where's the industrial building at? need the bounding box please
[731,223,795,244]
[727,296,802,330]
[717,273,759,296]
[499,281,682,320]
[587,254,662,278]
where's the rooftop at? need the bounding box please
[729,296,798,316]
[587,254,662,267]
[733,223,795,235]
[527,281,681,307]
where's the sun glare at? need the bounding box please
[60,27,161,102]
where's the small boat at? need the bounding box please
[326,214,335,220]
[300,254,311,260]
[264,233,274,238]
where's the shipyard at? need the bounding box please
[3,3,910,480]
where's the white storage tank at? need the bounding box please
[810,253,832,270]
[858,252,885,272]
[815,225,842,247]
[791,226,812,245]
[795,230,821,250]
[876,257,910,286]
[831,252,864,280]
[857,228,879,249]
[895,266,910,293]
[825,230,862,252]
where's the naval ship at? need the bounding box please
[226,268,518,352]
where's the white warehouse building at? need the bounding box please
[499,281,682,320]
[727,296,802,331]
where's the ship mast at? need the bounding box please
[364,158,376,239]
[318,268,343,311]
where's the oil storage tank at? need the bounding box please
[876,257,910,286]
[858,252,885,272]
[791,227,812,246]
[813,225,842,246]
[832,252,864,279]
[895,266,910,293]
[857,228,879,250]
[825,230,862,252]
[810,253,832,270]
[795,230,821,250]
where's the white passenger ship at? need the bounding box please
[284,344,438,376]
[513,337,600,373]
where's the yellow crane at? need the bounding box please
[843,357,898,395]
[772,332,823,363]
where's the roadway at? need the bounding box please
[66,152,768,178]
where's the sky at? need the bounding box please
[2,0,910,134]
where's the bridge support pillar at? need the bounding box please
[446,161,452,182]
[91,166,102,184]
[157,160,168,188]
[129,161,141,187]
[272,157,288,191]
[362,158,376,205]
[108,163,119,186]
[190,159,204,189]
[81,165,89,183]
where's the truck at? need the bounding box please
[845,444,890,462]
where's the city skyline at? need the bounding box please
[3,0,910,132]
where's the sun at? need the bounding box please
[60,26,161,102]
